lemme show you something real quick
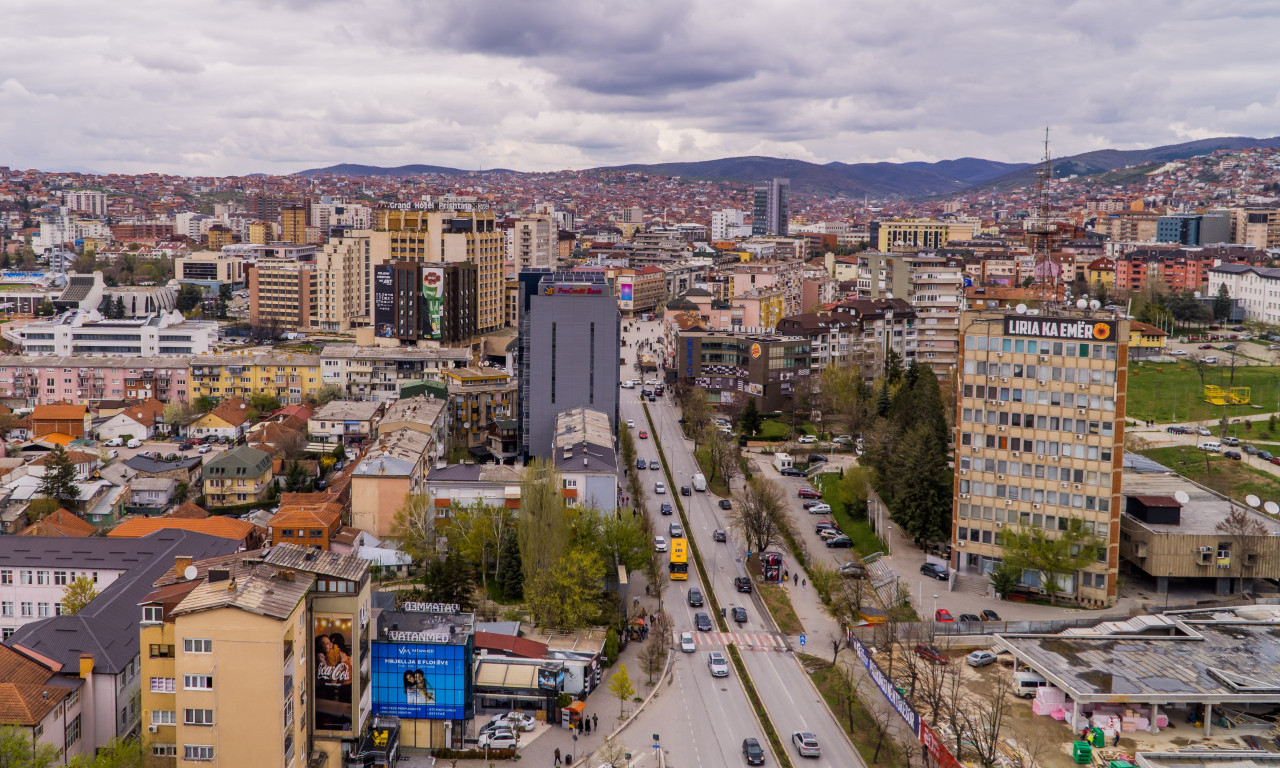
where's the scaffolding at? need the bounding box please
[1204,385,1251,405]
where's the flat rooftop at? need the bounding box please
[996,605,1280,704]
[1122,460,1280,536]
[1137,752,1280,768]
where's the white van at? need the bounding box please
[1197,441,1222,452]
[692,473,707,492]
[126,438,142,449]
[1011,671,1049,698]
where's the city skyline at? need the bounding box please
[4,1,1280,176]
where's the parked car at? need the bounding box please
[1222,344,1237,351]
[792,732,821,758]
[732,606,747,624]
[935,609,954,622]
[1260,450,1275,461]
[815,521,837,534]
[981,609,1002,621]
[1225,450,1242,460]
[734,576,753,593]
[496,712,535,732]
[1243,444,1258,455]
[802,500,823,510]
[781,467,806,477]
[1196,426,1212,436]
[104,437,123,447]
[958,613,982,622]
[825,535,853,548]
[719,498,732,510]
[1224,436,1240,446]
[1169,349,1187,356]
[808,503,832,515]
[966,650,998,668]
[920,562,949,580]
[807,454,828,463]
[797,488,822,499]
[478,730,518,750]
[742,738,766,766]
[177,442,192,451]
[832,435,853,444]
[818,528,843,541]
[660,502,673,515]
[1198,343,1213,349]
[688,588,704,607]
[680,632,696,653]
[694,612,712,631]
[713,529,727,542]
[914,643,948,665]
[197,444,212,454]
[708,651,730,677]
[797,435,817,444]
[1204,356,1219,364]
[126,438,141,449]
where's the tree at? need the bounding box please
[957,671,1015,768]
[193,395,218,413]
[1213,283,1232,322]
[516,460,571,588]
[112,295,126,320]
[728,475,786,554]
[37,444,80,510]
[593,737,629,768]
[0,725,61,767]
[274,426,308,460]
[60,575,98,615]
[313,383,344,407]
[390,493,437,563]
[249,392,281,413]
[739,398,764,437]
[606,663,636,719]
[176,283,204,313]
[1000,518,1105,604]
[496,533,524,601]
[643,552,667,611]
[891,422,952,544]
[284,460,311,493]
[1216,505,1268,595]
[988,562,1021,599]
[638,614,671,683]
[580,511,651,574]
[414,550,477,611]
[162,401,196,435]
[34,299,56,317]
[525,548,605,630]
[331,442,347,462]
[446,502,511,593]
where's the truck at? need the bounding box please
[691,473,707,492]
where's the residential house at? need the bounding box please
[187,396,251,440]
[375,395,448,451]
[425,463,523,512]
[30,404,91,440]
[107,516,264,549]
[125,477,178,514]
[552,408,618,511]
[17,507,97,538]
[94,398,166,442]
[201,446,273,509]
[307,400,382,447]
[122,454,203,489]
[27,449,100,480]
[441,367,515,456]
[0,644,87,761]
[350,428,433,537]
[269,500,343,550]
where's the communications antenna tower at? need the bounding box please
[1027,127,1057,300]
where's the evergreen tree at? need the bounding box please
[1213,284,1232,322]
[497,533,524,600]
[892,422,951,543]
[418,550,477,610]
[113,296,126,319]
[875,382,892,418]
[739,398,764,437]
[284,460,310,492]
[37,444,80,510]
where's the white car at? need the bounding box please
[621,381,636,389]
[798,435,817,444]
[654,482,666,494]
[645,378,658,385]
[104,437,124,447]
[707,651,729,676]
[680,632,696,653]
[626,419,635,429]
[198,444,212,454]
[478,730,518,749]
[831,435,853,444]
[807,503,832,515]
[497,712,536,732]
[1169,349,1187,356]
[1203,355,1219,364]
[654,536,668,552]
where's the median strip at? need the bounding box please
[727,643,795,768]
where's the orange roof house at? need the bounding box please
[108,516,264,548]
[30,404,91,439]
[18,508,97,537]
[268,501,343,551]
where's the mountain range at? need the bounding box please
[295,135,1280,199]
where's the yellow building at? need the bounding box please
[202,445,274,508]
[372,209,506,333]
[1085,257,1116,291]
[206,226,236,250]
[1128,320,1168,354]
[188,353,323,403]
[442,367,516,450]
[139,544,372,768]
[247,221,275,245]
[874,219,974,251]
[281,206,308,245]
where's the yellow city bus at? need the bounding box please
[668,537,689,580]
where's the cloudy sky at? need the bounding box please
[3,0,1278,176]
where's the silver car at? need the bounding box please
[966,650,998,668]
[792,731,821,757]
[707,651,729,677]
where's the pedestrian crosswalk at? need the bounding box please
[676,630,788,651]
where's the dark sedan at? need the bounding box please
[920,562,950,580]
[719,498,732,510]
[734,576,753,593]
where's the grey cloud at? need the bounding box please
[132,52,205,74]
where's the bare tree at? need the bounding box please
[1216,505,1268,595]
[594,736,629,768]
[957,670,1016,768]
[638,630,668,684]
[729,475,787,554]
[643,552,667,612]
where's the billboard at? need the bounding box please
[373,265,395,338]
[314,614,354,732]
[371,641,469,720]
[619,282,633,303]
[1002,316,1116,342]
[421,266,445,340]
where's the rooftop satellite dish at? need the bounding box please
[885,292,894,299]
[1267,501,1280,516]
[1076,299,1088,309]
[183,565,198,580]
[1246,494,1261,508]
[1089,300,1101,310]
[1174,490,1190,504]
[1015,303,1027,315]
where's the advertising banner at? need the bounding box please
[373,266,395,338]
[314,614,354,732]
[1002,316,1116,342]
[421,266,445,340]
[850,636,920,736]
[371,641,468,720]
[619,282,633,303]
[919,720,964,768]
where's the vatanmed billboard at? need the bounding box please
[371,641,469,720]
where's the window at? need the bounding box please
[36,571,48,585]
[53,571,68,586]
[0,570,10,585]
[151,710,176,725]
[1,602,10,617]
[183,675,213,691]
[183,638,212,654]
[20,571,32,585]
[150,677,175,693]
[151,745,177,758]
[184,708,214,726]
[183,745,214,761]
[149,644,175,659]
[64,714,81,749]
[142,606,163,624]
[20,602,32,618]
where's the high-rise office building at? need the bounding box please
[952,309,1128,607]
[517,270,620,459]
[752,178,789,236]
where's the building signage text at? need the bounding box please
[1002,317,1115,341]
[400,602,460,614]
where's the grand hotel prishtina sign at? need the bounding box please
[1002,316,1116,342]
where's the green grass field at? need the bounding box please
[1125,362,1280,423]
[1139,446,1280,503]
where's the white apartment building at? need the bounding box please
[1208,264,1280,324]
[710,209,750,240]
[313,232,372,331]
[62,190,107,217]
[511,215,555,271]
[7,310,218,357]
[320,344,470,402]
[0,554,123,637]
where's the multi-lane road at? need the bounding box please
[615,318,864,768]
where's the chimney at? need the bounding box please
[208,568,230,583]
[78,653,94,679]
[174,556,193,580]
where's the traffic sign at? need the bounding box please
[799,634,806,646]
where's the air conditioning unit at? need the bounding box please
[996,522,1003,528]
[1076,434,1085,440]
[1078,383,1087,390]
[1060,481,1068,488]
[1036,454,1044,459]
[998,426,1006,431]
[147,725,158,733]
[960,493,969,499]
[1051,456,1059,462]
[1077,408,1086,415]
[1198,546,1213,553]
[960,469,968,475]
[997,352,1003,357]
[1012,451,1020,457]
[1000,377,1009,383]
[1005,499,1013,505]
[996,473,1005,479]
[997,400,1006,406]
[958,540,966,547]
[1040,355,1049,362]
[1038,379,1047,385]
[1033,504,1041,509]
[1074,483,1082,490]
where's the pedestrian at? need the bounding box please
[554,747,562,765]
[793,573,798,586]
[1113,731,1120,747]
[802,578,807,590]
[593,714,598,732]
[783,568,789,581]
[645,584,651,596]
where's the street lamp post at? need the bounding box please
[932,594,938,618]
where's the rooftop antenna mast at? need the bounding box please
[1028,126,1055,301]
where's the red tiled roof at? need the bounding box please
[473,631,548,659]
[108,517,259,542]
[19,508,96,537]
[31,404,88,421]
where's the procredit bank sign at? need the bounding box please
[1002,316,1116,341]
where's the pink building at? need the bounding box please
[0,356,191,406]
